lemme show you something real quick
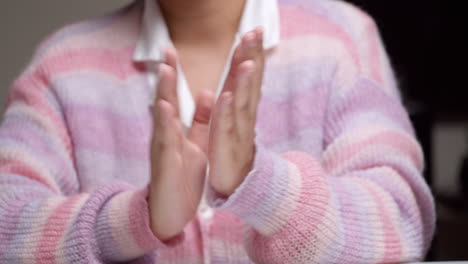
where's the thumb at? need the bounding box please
[188,90,215,154]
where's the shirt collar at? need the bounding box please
[133,0,280,62]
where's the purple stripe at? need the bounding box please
[337,154,434,252]
[52,72,150,117]
[324,76,414,145]
[0,199,31,259]
[258,80,329,147]
[329,178,378,263]
[0,115,68,163]
[65,103,151,158]
[64,182,132,263]
[346,165,426,248]
[94,202,127,261]
[0,194,50,262]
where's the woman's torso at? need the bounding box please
[43,0,366,262]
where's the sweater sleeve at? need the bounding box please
[0,62,180,263]
[205,11,436,264]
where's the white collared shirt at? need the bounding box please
[133,0,280,131]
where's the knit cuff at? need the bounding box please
[95,185,184,262]
[206,140,328,236]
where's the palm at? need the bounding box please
[208,28,264,197]
[148,47,215,241]
[150,135,207,239]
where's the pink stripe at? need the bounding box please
[0,159,57,192]
[40,47,143,81]
[209,211,244,243]
[127,189,164,251]
[282,152,329,233]
[5,81,73,159]
[328,180,364,263]
[0,121,73,184]
[363,21,384,85]
[280,6,360,68]
[325,131,423,173]
[345,5,385,85]
[35,195,83,264]
[363,181,402,262]
[4,46,144,125]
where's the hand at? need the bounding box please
[208,27,265,197]
[148,47,215,241]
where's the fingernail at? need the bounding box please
[244,32,257,47]
[222,92,233,105]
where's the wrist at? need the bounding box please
[210,145,256,197]
[147,191,185,243]
[150,222,183,242]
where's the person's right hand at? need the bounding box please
[148,47,215,242]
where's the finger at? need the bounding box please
[233,27,263,67]
[157,99,183,151]
[221,43,246,94]
[154,63,179,114]
[208,91,236,194]
[188,90,216,155]
[234,60,256,116]
[153,47,180,117]
[165,47,181,117]
[152,96,164,137]
[151,111,178,178]
[233,28,264,94]
[250,27,265,112]
[221,29,260,94]
[233,60,256,139]
[164,46,178,69]
[209,91,235,159]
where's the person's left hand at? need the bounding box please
[208,27,265,197]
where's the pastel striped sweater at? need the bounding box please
[0,0,435,263]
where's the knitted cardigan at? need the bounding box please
[0,0,435,263]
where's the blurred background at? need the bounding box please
[0,0,465,261]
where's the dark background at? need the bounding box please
[347,0,462,114]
